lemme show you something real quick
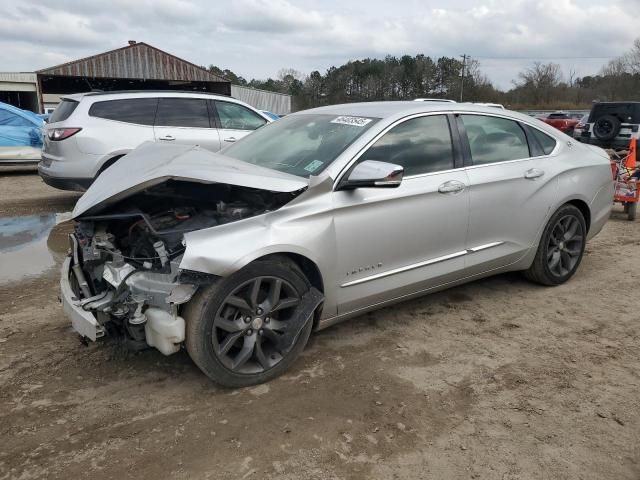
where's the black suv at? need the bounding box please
[581,102,640,149]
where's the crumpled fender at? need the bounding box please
[179,175,335,278]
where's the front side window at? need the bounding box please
[214,101,266,130]
[461,115,529,165]
[155,98,210,128]
[360,115,454,176]
[89,98,158,125]
[223,114,378,177]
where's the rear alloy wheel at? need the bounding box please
[628,202,637,221]
[183,258,314,387]
[524,204,586,285]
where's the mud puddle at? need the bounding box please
[0,212,73,284]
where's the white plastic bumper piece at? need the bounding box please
[60,256,105,341]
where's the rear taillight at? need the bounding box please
[47,128,82,141]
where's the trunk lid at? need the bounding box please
[72,142,309,217]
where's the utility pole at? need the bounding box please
[460,54,467,102]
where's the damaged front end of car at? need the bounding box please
[60,143,310,356]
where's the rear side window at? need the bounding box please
[89,98,158,125]
[49,100,78,123]
[214,101,266,130]
[361,115,454,176]
[155,98,210,128]
[461,115,530,165]
[529,127,557,155]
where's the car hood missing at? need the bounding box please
[72,142,309,217]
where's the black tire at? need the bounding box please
[593,115,621,141]
[628,202,637,221]
[524,204,587,286]
[183,257,313,387]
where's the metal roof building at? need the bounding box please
[33,41,231,113]
[0,42,292,115]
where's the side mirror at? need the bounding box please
[338,160,404,190]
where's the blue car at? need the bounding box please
[0,102,44,165]
[260,110,280,121]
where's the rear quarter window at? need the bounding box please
[89,98,158,126]
[529,127,557,155]
[49,100,78,123]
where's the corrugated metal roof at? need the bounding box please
[36,43,228,83]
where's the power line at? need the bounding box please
[471,55,616,60]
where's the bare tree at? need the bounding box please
[515,62,563,104]
[622,38,640,74]
[277,68,305,81]
[568,67,577,87]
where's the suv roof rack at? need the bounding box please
[78,90,233,98]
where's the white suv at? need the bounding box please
[38,91,272,191]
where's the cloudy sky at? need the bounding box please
[2,0,639,89]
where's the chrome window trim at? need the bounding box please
[454,110,560,157]
[333,110,561,189]
[333,111,459,189]
[340,241,504,288]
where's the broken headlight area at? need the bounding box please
[65,180,299,355]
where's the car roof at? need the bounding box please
[61,90,237,102]
[297,101,528,121]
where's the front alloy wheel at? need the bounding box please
[212,276,301,374]
[183,257,314,387]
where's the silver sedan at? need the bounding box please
[61,102,614,387]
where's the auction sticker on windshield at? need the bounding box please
[330,116,373,127]
[304,160,324,173]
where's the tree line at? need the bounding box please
[209,39,640,111]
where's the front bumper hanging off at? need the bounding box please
[60,255,106,341]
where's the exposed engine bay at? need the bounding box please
[65,180,301,355]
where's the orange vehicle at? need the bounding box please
[610,139,639,220]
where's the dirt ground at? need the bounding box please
[0,171,638,480]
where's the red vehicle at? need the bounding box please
[542,111,582,135]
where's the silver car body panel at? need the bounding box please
[73,101,614,331]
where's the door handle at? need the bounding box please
[159,135,175,141]
[223,137,237,143]
[438,180,466,194]
[524,168,544,180]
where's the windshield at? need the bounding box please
[223,114,379,177]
